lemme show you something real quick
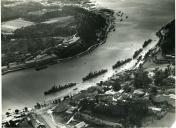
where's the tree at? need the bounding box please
[133,69,152,89]
[123,85,132,93]
[150,86,158,96]
[76,11,106,44]
[79,98,89,111]
[112,80,121,91]
[162,77,175,87]
[35,102,41,109]
[153,66,172,86]
[6,112,10,116]
[15,109,19,114]
[9,120,16,127]
[24,107,28,112]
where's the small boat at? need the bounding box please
[73,88,78,90]
[35,65,48,71]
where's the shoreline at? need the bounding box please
[2,23,175,128]
[44,35,160,102]
[1,28,161,113]
[2,0,175,128]
[49,38,175,128]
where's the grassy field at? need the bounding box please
[2,18,35,32]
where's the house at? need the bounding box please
[8,62,17,68]
[148,106,161,111]
[133,89,145,98]
[148,106,162,114]
[66,106,78,114]
[34,120,46,128]
[74,121,88,128]
[2,66,8,71]
[165,54,175,59]
[95,94,113,103]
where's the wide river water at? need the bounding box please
[2,0,174,113]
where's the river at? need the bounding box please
[2,0,174,114]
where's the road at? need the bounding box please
[30,110,67,128]
[30,113,58,128]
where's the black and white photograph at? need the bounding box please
[1,0,175,127]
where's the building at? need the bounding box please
[74,121,87,128]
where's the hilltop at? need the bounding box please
[1,1,116,74]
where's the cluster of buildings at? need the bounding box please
[2,108,33,128]
[2,34,82,75]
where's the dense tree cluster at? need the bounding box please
[133,69,152,89]
[14,21,76,38]
[153,65,174,86]
[79,98,148,127]
[2,6,111,66]
[76,10,107,44]
[160,20,175,54]
[111,80,121,91]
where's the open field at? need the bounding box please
[2,18,35,33]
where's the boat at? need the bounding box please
[35,65,48,71]
[73,88,78,90]
[44,83,76,95]
[82,69,108,81]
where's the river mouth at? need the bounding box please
[2,0,174,114]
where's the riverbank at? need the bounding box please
[38,20,175,127]
[51,45,175,128]
[2,1,175,127]
[3,18,175,128]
